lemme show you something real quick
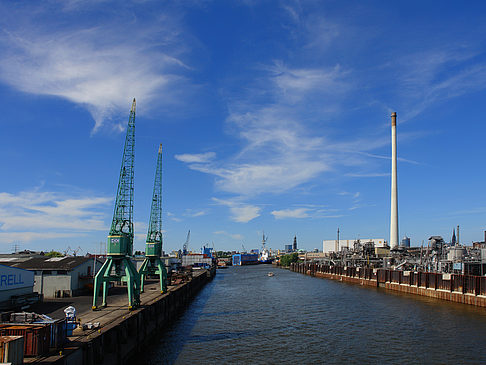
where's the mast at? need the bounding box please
[110,98,136,240]
[93,98,141,310]
[146,144,163,246]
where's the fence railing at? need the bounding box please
[290,263,486,296]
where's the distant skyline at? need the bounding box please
[1,1,486,254]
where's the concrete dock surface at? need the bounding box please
[22,270,210,364]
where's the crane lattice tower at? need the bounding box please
[139,144,167,293]
[92,98,141,310]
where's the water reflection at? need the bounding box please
[142,265,486,364]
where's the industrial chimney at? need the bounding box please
[390,112,399,249]
[457,225,460,246]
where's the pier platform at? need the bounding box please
[23,268,215,365]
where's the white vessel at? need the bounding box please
[259,232,273,264]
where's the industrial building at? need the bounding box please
[232,253,259,265]
[181,254,213,268]
[322,238,387,254]
[0,256,101,298]
[134,256,181,273]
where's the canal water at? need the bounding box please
[142,264,486,364]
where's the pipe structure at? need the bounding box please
[390,112,399,249]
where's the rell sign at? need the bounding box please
[0,265,34,290]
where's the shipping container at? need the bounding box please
[33,318,67,349]
[0,335,24,365]
[0,324,50,356]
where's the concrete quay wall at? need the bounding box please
[53,269,215,365]
[290,263,486,308]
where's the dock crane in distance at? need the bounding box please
[138,144,167,293]
[183,230,190,255]
[92,99,141,310]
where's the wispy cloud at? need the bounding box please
[166,212,182,222]
[174,152,216,164]
[394,47,486,122]
[183,209,208,218]
[214,230,243,240]
[179,62,350,197]
[357,151,420,165]
[0,2,193,132]
[271,208,310,219]
[445,207,486,216]
[272,206,344,220]
[345,172,390,178]
[0,189,111,244]
[212,198,260,223]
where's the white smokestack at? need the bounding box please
[390,112,399,249]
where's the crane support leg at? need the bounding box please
[157,258,167,293]
[101,259,114,307]
[138,257,167,294]
[92,258,112,310]
[139,258,150,293]
[123,257,141,309]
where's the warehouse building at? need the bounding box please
[323,238,387,254]
[0,256,101,298]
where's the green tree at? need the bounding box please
[45,250,64,258]
[280,252,299,267]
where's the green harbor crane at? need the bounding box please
[139,144,167,293]
[92,98,141,310]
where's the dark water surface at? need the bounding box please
[142,265,486,364]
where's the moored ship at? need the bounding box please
[259,232,274,264]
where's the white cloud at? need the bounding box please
[212,198,260,223]
[272,206,344,219]
[271,208,310,219]
[0,232,80,244]
[345,173,390,178]
[0,3,193,132]
[175,152,216,163]
[214,230,243,240]
[0,190,111,243]
[393,47,486,122]
[183,209,208,217]
[179,63,347,197]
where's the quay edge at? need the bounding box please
[30,267,215,365]
[289,262,486,308]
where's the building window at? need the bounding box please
[43,270,52,275]
[57,270,67,275]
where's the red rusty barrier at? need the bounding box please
[290,262,486,298]
[0,324,50,357]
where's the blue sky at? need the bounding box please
[1,1,486,254]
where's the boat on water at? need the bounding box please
[217,261,228,269]
[267,272,274,277]
[259,232,274,264]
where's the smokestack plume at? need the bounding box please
[390,112,399,249]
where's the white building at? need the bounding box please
[1,256,101,298]
[0,264,35,309]
[322,238,387,254]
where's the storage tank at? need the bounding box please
[447,246,466,261]
[400,236,411,248]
